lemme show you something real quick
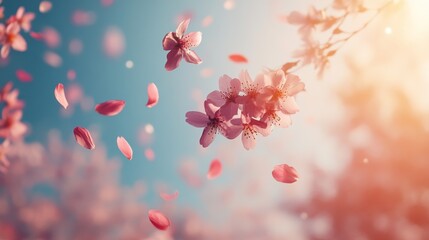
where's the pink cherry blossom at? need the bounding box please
[231,115,268,150]
[186,100,230,148]
[8,7,35,32]
[262,70,305,114]
[207,75,241,120]
[235,70,265,118]
[162,19,202,71]
[0,22,27,58]
[0,108,27,139]
[287,6,325,40]
[146,83,159,108]
[0,82,24,110]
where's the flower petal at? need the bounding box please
[160,190,179,201]
[207,90,225,107]
[272,164,298,183]
[54,83,69,109]
[185,111,209,128]
[95,100,125,116]
[242,128,256,150]
[16,70,32,82]
[183,49,202,64]
[165,47,182,71]
[117,136,133,160]
[176,18,190,38]
[11,35,27,52]
[229,54,248,63]
[182,31,202,49]
[73,127,95,150]
[207,159,222,180]
[39,1,52,13]
[162,32,178,50]
[148,210,170,231]
[200,125,216,148]
[281,97,299,114]
[146,83,159,108]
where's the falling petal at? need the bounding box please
[148,210,170,230]
[201,16,213,27]
[207,159,222,180]
[73,127,95,150]
[146,83,159,108]
[54,83,68,109]
[67,70,76,81]
[101,0,115,7]
[117,136,133,160]
[69,39,83,55]
[103,27,125,58]
[30,32,44,40]
[16,70,32,82]
[144,148,155,161]
[44,51,62,67]
[72,10,95,26]
[39,1,52,13]
[95,100,125,116]
[229,54,248,63]
[43,27,61,48]
[272,164,299,183]
[160,190,179,201]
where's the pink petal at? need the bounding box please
[144,148,155,161]
[207,159,222,180]
[39,1,52,13]
[69,39,83,55]
[200,125,216,148]
[182,31,202,48]
[73,127,95,150]
[281,97,299,114]
[207,90,225,107]
[44,51,62,68]
[11,35,27,52]
[148,210,170,231]
[183,49,202,64]
[272,164,299,183]
[95,100,125,116]
[176,19,190,38]
[160,190,179,201]
[201,16,213,27]
[54,83,69,109]
[72,10,95,26]
[101,0,115,7]
[103,27,125,58]
[117,136,133,160]
[146,83,159,108]
[229,54,248,63]
[162,32,178,51]
[30,32,44,40]
[16,70,32,82]
[185,111,209,127]
[1,45,10,59]
[242,129,256,150]
[42,27,61,48]
[164,47,182,71]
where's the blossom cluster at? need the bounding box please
[186,68,305,150]
[0,6,35,58]
[0,82,27,173]
[287,0,394,77]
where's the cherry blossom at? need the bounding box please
[7,7,35,32]
[186,100,230,148]
[0,108,27,139]
[162,19,202,71]
[207,75,241,120]
[231,114,268,150]
[0,22,27,58]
